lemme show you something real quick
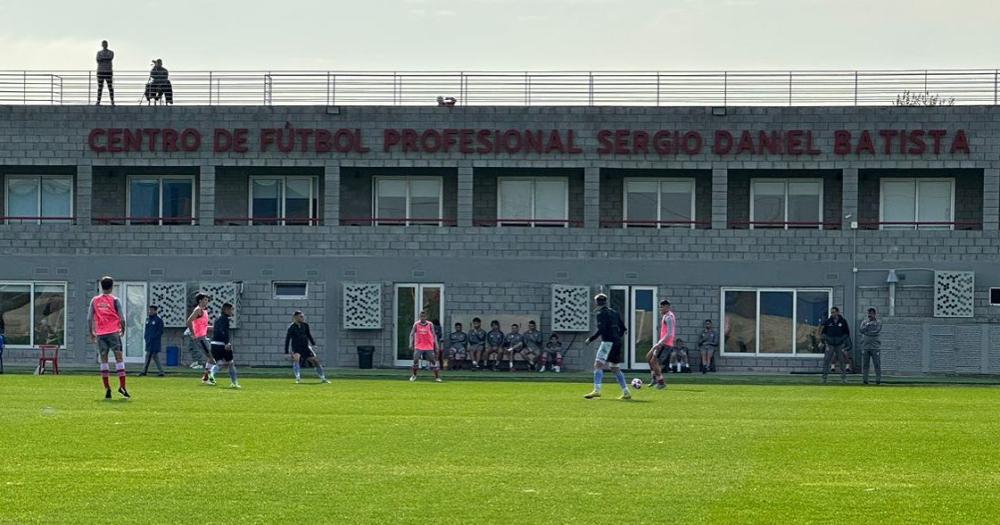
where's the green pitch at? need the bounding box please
[2,374,999,524]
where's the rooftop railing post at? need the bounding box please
[724,71,728,106]
[326,71,331,106]
[50,75,53,105]
[88,71,92,105]
[525,72,530,106]
[331,74,336,106]
[656,72,661,107]
[788,71,793,106]
[23,70,26,104]
[924,69,928,93]
[589,72,594,106]
[208,71,213,105]
[994,70,997,105]
[854,71,859,106]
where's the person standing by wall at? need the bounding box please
[95,40,114,106]
[860,308,883,385]
[698,319,720,374]
[140,305,165,376]
[820,306,851,384]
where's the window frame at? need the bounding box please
[125,175,197,226]
[622,177,696,229]
[4,175,75,224]
[0,280,68,349]
[749,178,824,230]
[719,287,832,357]
[248,175,320,226]
[273,281,309,300]
[371,176,444,226]
[878,177,955,231]
[496,176,570,228]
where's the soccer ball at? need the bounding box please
[631,378,643,389]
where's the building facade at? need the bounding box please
[1,104,999,374]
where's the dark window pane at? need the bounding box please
[0,284,32,346]
[129,179,159,225]
[252,179,281,224]
[162,179,193,224]
[724,291,756,353]
[759,291,793,354]
[795,291,830,354]
[34,284,65,346]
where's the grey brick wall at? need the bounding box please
[2,104,1000,375]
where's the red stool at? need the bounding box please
[37,345,60,375]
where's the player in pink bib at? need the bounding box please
[186,293,215,384]
[409,310,441,382]
[88,276,129,400]
[646,299,675,390]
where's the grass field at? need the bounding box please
[2,373,1000,524]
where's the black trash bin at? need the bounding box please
[357,346,375,369]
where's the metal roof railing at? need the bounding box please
[1,69,998,107]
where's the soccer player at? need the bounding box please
[584,294,631,400]
[820,306,851,384]
[668,338,690,373]
[539,333,564,373]
[860,308,882,385]
[284,310,329,384]
[186,294,214,385]
[445,322,469,370]
[521,320,543,371]
[697,319,720,374]
[504,323,526,372]
[485,320,504,371]
[88,276,129,399]
[645,299,674,389]
[208,303,241,389]
[409,310,441,382]
[467,317,487,369]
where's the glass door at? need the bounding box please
[110,282,148,364]
[608,286,657,369]
[394,284,444,366]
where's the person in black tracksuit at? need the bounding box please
[820,306,851,384]
[583,294,631,399]
[284,310,328,384]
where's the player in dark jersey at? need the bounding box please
[284,311,329,384]
[208,303,241,389]
[467,317,487,370]
[445,322,469,370]
[584,294,631,400]
[504,323,526,372]
[485,320,505,371]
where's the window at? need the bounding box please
[273,282,308,299]
[721,288,831,356]
[0,281,66,347]
[880,178,954,230]
[250,176,319,225]
[990,288,1000,306]
[498,177,569,227]
[4,176,73,224]
[373,177,443,226]
[623,178,695,228]
[750,179,823,229]
[127,176,195,225]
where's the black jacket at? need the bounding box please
[820,315,850,342]
[285,322,316,353]
[588,305,627,344]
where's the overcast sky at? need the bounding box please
[1,0,998,71]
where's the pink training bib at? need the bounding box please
[660,311,676,347]
[192,310,209,338]
[413,321,436,351]
[92,294,121,336]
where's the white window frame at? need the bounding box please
[622,178,696,229]
[4,175,74,224]
[248,176,319,226]
[0,281,68,349]
[497,176,570,227]
[273,281,309,300]
[125,175,197,226]
[749,178,824,230]
[719,287,832,357]
[878,177,955,231]
[372,176,444,226]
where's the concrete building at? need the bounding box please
[1,103,999,375]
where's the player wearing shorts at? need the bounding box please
[539,333,564,373]
[504,323,526,372]
[410,310,441,382]
[88,276,130,399]
[521,321,542,371]
[467,317,487,370]
[208,303,241,389]
[187,293,215,385]
[668,338,690,373]
[445,322,468,370]
[646,300,674,389]
[584,294,631,400]
[284,310,329,384]
[485,320,504,371]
